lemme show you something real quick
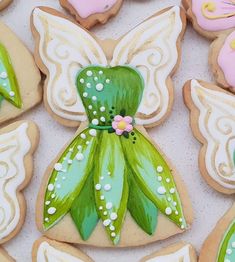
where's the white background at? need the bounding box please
[1,0,234,261]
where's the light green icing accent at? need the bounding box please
[43,66,187,245]
[217,220,235,262]
[0,43,22,108]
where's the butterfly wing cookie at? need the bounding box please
[184,79,235,194]
[0,121,39,244]
[32,237,93,262]
[59,0,123,29]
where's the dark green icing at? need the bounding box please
[43,66,187,245]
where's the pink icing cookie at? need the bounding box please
[183,0,235,38]
[210,29,235,92]
[59,0,123,29]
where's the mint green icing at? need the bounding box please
[43,66,187,245]
[0,43,22,108]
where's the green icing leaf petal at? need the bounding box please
[128,170,158,235]
[121,128,187,230]
[217,220,235,262]
[43,128,99,230]
[94,131,128,245]
[70,171,99,241]
[0,43,22,108]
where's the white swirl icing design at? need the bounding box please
[32,6,183,126]
[190,80,235,189]
[0,122,30,241]
[146,245,191,262]
[37,241,84,262]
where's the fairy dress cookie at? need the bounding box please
[0,247,14,262]
[0,121,39,244]
[32,6,193,246]
[141,242,197,262]
[0,21,41,125]
[184,79,235,194]
[200,203,235,262]
[183,0,235,39]
[32,237,93,262]
[0,0,12,11]
[59,0,123,29]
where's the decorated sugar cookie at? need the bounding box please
[32,237,93,262]
[0,21,41,125]
[210,29,235,93]
[200,203,235,262]
[184,79,235,194]
[32,6,193,247]
[0,121,39,244]
[0,0,12,11]
[141,242,197,262]
[59,0,123,29]
[183,0,235,39]
[0,247,15,262]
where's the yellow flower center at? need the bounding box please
[230,39,235,50]
[205,2,216,12]
[117,121,127,130]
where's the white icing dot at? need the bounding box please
[181,225,185,229]
[107,172,111,176]
[51,194,55,199]
[167,197,171,202]
[232,242,235,248]
[166,178,170,183]
[165,207,172,215]
[80,78,85,83]
[157,186,166,195]
[69,148,73,152]
[45,218,49,222]
[179,218,183,222]
[45,201,50,205]
[88,105,92,110]
[93,111,97,115]
[100,106,106,112]
[103,211,108,216]
[86,141,90,145]
[100,195,105,200]
[94,77,98,81]
[48,184,54,191]
[110,212,118,221]
[9,91,15,97]
[77,145,82,150]
[0,72,7,79]
[76,153,84,161]
[48,207,56,215]
[111,232,116,237]
[68,159,73,164]
[80,133,86,139]
[86,83,91,88]
[157,166,163,173]
[170,188,175,194]
[100,176,104,180]
[62,176,66,180]
[158,176,162,182]
[173,202,177,206]
[95,184,102,191]
[99,70,103,75]
[54,163,63,171]
[92,96,97,101]
[106,202,113,209]
[100,117,106,122]
[55,178,58,182]
[227,249,232,255]
[103,219,111,227]
[86,70,92,76]
[106,79,110,83]
[89,129,97,137]
[110,225,115,231]
[99,206,103,210]
[83,92,88,97]
[96,83,104,91]
[175,211,179,215]
[56,184,61,189]
[104,184,112,191]
[92,119,99,125]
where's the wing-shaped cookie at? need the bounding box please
[184,79,235,194]
[0,121,39,244]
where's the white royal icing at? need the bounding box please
[146,245,191,262]
[0,122,31,240]
[37,241,84,262]
[32,6,183,126]
[190,80,235,189]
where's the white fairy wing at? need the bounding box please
[0,122,31,241]
[111,6,184,126]
[32,8,108,124]
[187,80,235,190]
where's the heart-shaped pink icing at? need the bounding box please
[68,0,118,18]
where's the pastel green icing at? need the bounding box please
[43,66,187,245]
[0,43,22,108]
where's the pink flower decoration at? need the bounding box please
[112,115,133,136]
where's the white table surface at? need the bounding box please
[1,0,234,261]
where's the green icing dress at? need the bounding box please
[43,65,187,245]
